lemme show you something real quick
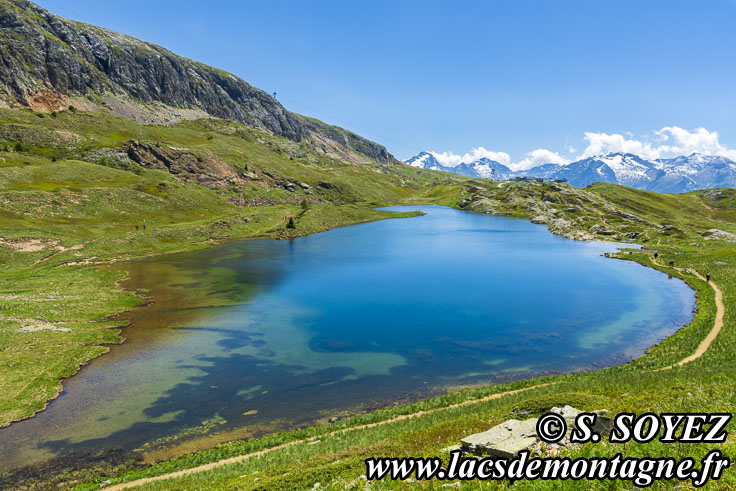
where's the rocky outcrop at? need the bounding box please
[0,0,398,164]
[704,229,736,243]
[126,140,244,189]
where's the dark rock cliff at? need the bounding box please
[0,0,398,164]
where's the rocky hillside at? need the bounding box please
[0,0,399,164]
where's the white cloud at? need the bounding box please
[429,147,511,167]
[429,146,566,170]
[511,149,569,171]
[580,132,660,159]
[655,127,736,160]
[580,127,736,161]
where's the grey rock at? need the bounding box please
[461,418,539,458]
[704,229,736,242]
[551,405,613,436]
[550,405,582,425]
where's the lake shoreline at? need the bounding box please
[0,205,701,484]
[0,207,424,433]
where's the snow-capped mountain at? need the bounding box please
[522,164,564,180]
[650,154,736,193]
[405,152,441,170]
[404,151,736,193]
[543,153,660,188]
[405,152,513,180]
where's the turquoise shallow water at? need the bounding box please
[0,206,694,471]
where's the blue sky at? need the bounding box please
[36,0,736,167]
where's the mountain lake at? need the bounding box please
[0,206,695,471]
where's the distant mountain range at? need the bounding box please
[404,152,508,179]
[405,151,736,193]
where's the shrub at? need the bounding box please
[68,105,77,112]
[286,217,296,229]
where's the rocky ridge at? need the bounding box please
[0,0,398,164]
[456,180,674,243]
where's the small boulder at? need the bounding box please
[550,405,582,425]
[551,405,613,435]
[461,418,539,458]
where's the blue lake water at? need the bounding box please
[0,206,694,471]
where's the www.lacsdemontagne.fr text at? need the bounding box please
[365,412,732,487]
[366,450,729,487]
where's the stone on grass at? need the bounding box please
[704,229,736,242]
[461,418,539,458]
[551,405,613,435]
